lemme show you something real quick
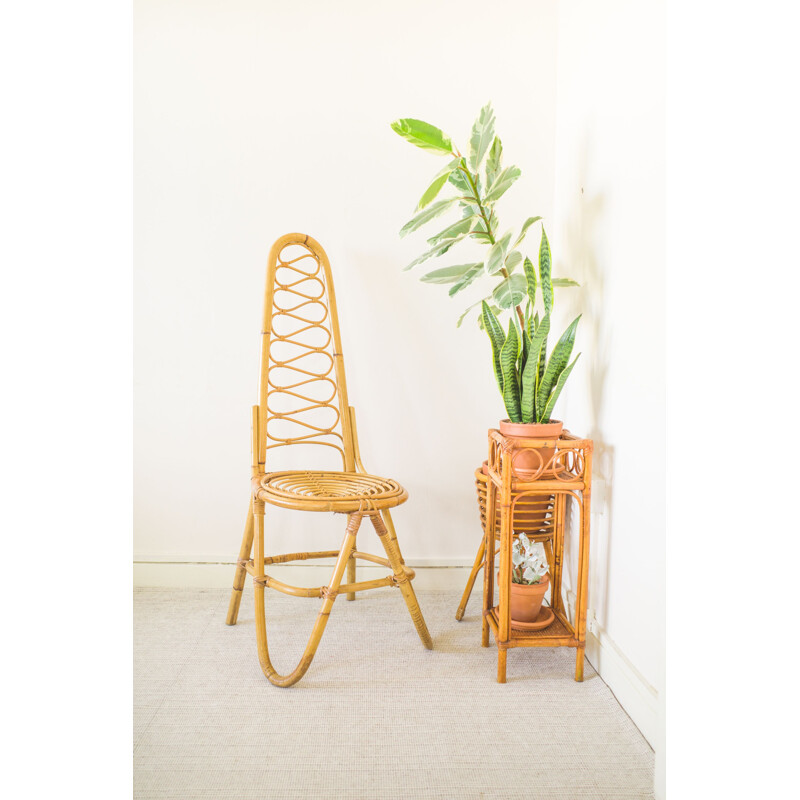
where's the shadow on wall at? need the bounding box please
[559,136,614,630]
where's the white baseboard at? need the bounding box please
[133,560,472,591]
[585,623,658,747]
[133,558,657,747]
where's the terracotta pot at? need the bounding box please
[499,419,564,480]
[509,573,550,624]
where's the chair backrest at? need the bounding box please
[255,233,356,472]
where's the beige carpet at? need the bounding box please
[134,588,653,799]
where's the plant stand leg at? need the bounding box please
[482,483,498,648]
[456,536,486,621]
[573,484,591,683]
[496,480,512,683]
[226,502,255,625]
[497,647,507,684]
[575,646,585,682]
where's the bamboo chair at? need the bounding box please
[226,233,432,687]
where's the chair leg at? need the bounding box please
[455,535,486,621]
[371,510,433,650]
[253,508,362,687]
[379,509,407,568]
[226,502,255,625]
[345,527,356,601]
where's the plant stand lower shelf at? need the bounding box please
[486,605,574,643]
[481,428,593,683]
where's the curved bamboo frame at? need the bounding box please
[226,233,432,687]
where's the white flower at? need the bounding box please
[528,541,546,560]
[522,566,539,583]
[511,535,550,583]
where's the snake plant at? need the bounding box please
[392,103,581,423]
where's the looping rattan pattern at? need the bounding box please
[264,244,346,460]
[488,429,587,483]
[256,470,408,512]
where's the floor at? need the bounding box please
[134,588,654,799]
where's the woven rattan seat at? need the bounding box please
[256,471,407,512]
[225,233,432,687]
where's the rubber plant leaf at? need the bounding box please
[471,230,493,244]
[484,165,521,203]
[427,217,473,246]
[449,160,473,195]
[456,298,483,328]
[403,237,463,271]
[420,263,481,284]
[391,118,454,154]
[470,213,492,243]
[500,318,521,422]
[417,159,459,210]
[552,278,580,287]
[481,300,506,393]
[468,102,496,172]
[448,262,485,297]
[513,216,543,249]
[485,136,503,188]
[504,250,523,272]
[399,197,459,239]
[485,230,513,275]
[492,273,527,309]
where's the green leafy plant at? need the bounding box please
[512,534,549,585]
[391,103,581,424]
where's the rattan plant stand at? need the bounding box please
[482,429,593,683]
[226,233,432,687]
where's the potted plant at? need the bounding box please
[391,103,581,479]
[509,533,550,625]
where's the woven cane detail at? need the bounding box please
[256,470,407,512]
[265,243,346,460]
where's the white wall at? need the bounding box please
[134,0,559,564]
[134,1,664,785]
[553,0,665,791]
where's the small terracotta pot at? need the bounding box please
[509,573,550,624]
[499,419,564,480]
